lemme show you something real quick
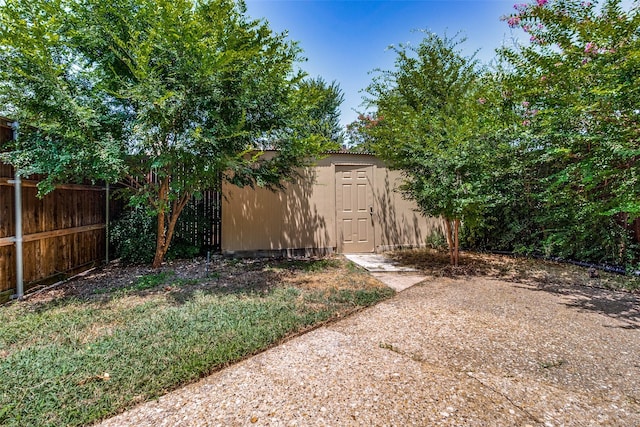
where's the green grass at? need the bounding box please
[0,258,394,427]
[130,271,175,290]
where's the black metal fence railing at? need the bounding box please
[174,188,222,253]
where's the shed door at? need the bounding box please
[336,165,374,253]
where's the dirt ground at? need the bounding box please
[22,249,638,305]
[22,255,385,306]
[97,252,640,427]
[388,249,640,293]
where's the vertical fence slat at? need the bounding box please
[172,188,222,254]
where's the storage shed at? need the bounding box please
[222,151,441,255]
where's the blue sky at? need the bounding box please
[244,0,524,128]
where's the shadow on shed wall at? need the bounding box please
[222,166,333,254]
[374,168,443,251]
[221,153,442,255]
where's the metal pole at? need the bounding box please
[105,182,109,263]
[12,121,23,299]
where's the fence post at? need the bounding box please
[12,121,23,299]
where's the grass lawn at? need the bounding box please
[0,256,394,427]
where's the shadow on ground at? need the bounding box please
[390,249,640,329]
[21,257,349,309]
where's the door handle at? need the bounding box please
[369,206,373,216]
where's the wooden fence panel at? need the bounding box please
[0,178,108,301]
[0,247,14,294]
[0,121,109,302]
[0,182,12,238]
[0,139,15,301]
[1,188,108,294]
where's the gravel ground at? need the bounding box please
[98,276,640,426]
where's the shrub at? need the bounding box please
[110,206,204,264]
[167,239,201,260]
[109,206,156,264]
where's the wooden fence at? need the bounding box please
[0,119,222,302]
[0,121,108,302]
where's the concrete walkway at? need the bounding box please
[345,253,428,292]
[100,256,640,427]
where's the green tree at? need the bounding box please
[362,33,498,266]
[345,113,382,152]
[295,77,345,144]
[500,0,640,264]
[0,0,336,267]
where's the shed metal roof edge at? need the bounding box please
[324,150,376,155]
[260,148,376,156]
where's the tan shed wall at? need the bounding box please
[222,153,442,254]
[373,167,442,251]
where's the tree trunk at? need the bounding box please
[151,176,192,268]
[443,217,454,265]
[152,177,170,268]
[454,218,460,267]
[443,216,461,267]
[152,195,191,267]
[153,210,168,268]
